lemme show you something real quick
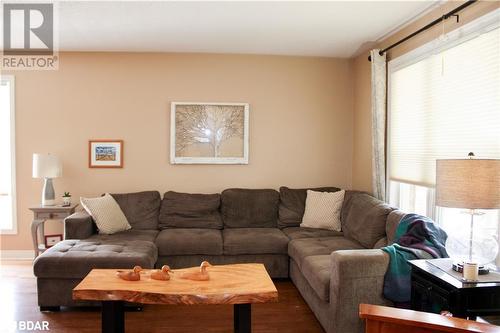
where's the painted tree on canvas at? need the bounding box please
[175,104,245,157]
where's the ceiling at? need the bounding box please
[57,1,440,58]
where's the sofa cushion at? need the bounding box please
[221,189,279,228]
[33,239,157,279]
[223,228,289,255]
[282,227,343,240]
[155,229,223,256]
[111,191,161,230]
[288,236,364,268]
[341,191,394,248]
[278,186,341,229]
[301,255,331,302]
[158,191,222,229]
[86,229,159,243]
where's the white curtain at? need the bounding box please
[370,49,387,201]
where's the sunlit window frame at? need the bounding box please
[0,75,17,234]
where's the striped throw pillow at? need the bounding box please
[81,193,131,234]
[300,190,345,231]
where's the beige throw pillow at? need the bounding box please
[301,190,345,231]
[81,193,131,234]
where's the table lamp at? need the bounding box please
[436,153,500,274]
[33,153,62,206]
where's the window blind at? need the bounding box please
[388,25,500,187]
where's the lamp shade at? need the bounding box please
[436,159,500,209]
[32,153,62,178]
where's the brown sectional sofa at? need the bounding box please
[33,187,405,333]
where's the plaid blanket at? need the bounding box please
[382,213,448,305]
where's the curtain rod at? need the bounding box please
[368,0,477,61]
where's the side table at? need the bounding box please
[409,259,500,320]
[29,204,79,257]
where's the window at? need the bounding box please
[387,10,500,263]
[0,75,16,234]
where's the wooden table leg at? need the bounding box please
[31,219,45,258]
[234,303,251,333]
[102,301,124,333]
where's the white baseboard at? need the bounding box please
[0,250,35,260]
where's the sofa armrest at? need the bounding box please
[329,249,392,333]
[64,211,96,239]
[386,209,406,244]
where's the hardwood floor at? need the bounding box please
[0,261,324,333]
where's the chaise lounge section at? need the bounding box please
[33,187,405,333]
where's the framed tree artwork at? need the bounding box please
[88,140,123,168]
[170,102,249,164]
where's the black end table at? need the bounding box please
[409,259,500,320]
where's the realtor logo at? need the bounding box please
[3,3,53,55]
[2,2,58,70]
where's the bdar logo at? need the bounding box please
[3,3,53,55]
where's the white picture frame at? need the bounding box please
[170,102,249,164]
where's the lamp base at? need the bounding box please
[42,199,56,206]
[41,178,56,206]
[452,262,490,275]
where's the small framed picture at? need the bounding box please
[44,234,63,248]
[89,140,123,168]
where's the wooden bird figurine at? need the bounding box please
[151,265,172,281]
[116,266,142,281]
[180,261,212,281]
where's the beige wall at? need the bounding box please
[351,1,500,192]
[1,52,354,251]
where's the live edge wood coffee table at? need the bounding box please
[73,263,278,333]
